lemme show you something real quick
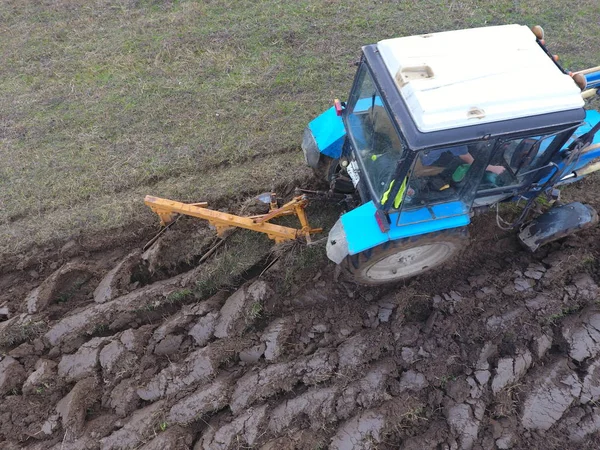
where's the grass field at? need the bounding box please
[2,0,600,257]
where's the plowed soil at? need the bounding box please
[2,177,600,450]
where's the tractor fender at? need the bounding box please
[518,202,598,252]
[302,106,346,169]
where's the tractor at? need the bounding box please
[147,24,600,285]
[302,24,600,284]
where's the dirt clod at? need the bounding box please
[572,273,599,301]
[154,334,184,356]
[22,358,57,395]
[198,404,268,450]
[108,378,140,418]
[8,342,36,359]
[568,408,600,442]
[99,400,166,450]
[137,341,236,401]
[261,317,293,361]
[0,304,10,321]
[46,273,192,346]
[99,339,128,373]
[580,357,600,404]
[214,280,272,338]
[0,356,26,395]
[562,307,600,362]
[329,409,386,450]
[533,332,553,359]
[445,403,481,450]
[337,329,392,372]
[26,262,94,314]
[188,312,218,346]
[139,425,193,450]
[94,251,142,304]
[399,370,428,391]
[58,337,107,382]
[167,376,231,424]
[491,350,532,394]
[56,377,99,439]
[521,359,582,431]
[239,343,265,364]
[269,385,338,434]
[336,359,396,419]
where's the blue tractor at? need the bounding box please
[302,24,600,284]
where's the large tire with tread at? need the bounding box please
[345,227,468,285]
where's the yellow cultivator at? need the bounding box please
[144,194,323,243]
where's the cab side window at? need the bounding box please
[406,141,494,207]
[478,134,559,191]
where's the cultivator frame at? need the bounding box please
[144,194,322,243]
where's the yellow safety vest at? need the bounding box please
[381,177,407,209]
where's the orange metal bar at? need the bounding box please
[253,197,309,224]
[144,195,322,243]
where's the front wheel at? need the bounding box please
[344,228,468,285]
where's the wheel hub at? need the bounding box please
[365,243,452,281]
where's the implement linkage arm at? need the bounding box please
[144,195,322,243]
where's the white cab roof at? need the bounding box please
[377,24,583,133]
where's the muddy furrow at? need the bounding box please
[2,221,600,449]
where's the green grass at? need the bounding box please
[2,0,600,257]
[546,305,581,325]
[248,301,263,320]
[166,288,193,304]
[277,240,329,293]
[194,229,271,298]
[0,318,47,348]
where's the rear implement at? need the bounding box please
[144,194,322,244]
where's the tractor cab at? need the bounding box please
[344,53,582,216]
[302,24,600,283]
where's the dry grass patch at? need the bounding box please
[1,0,599,257]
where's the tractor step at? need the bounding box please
[518,202,599,252]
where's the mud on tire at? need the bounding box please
[345,227,469,285]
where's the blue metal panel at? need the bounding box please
[341,201,470,255]
[308,107,346,159]
[431,201,469,217]
[341,202,387,254]
[389,201,470,241]
[585,71,600,90]
[538,110,600,187]
[570,110,600,141]
[394,207,432,225]
[561,109,600,170]
[388,212,470,242]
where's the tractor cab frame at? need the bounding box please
[344,48,584,219]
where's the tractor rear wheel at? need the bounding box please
[345,228,468,285]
